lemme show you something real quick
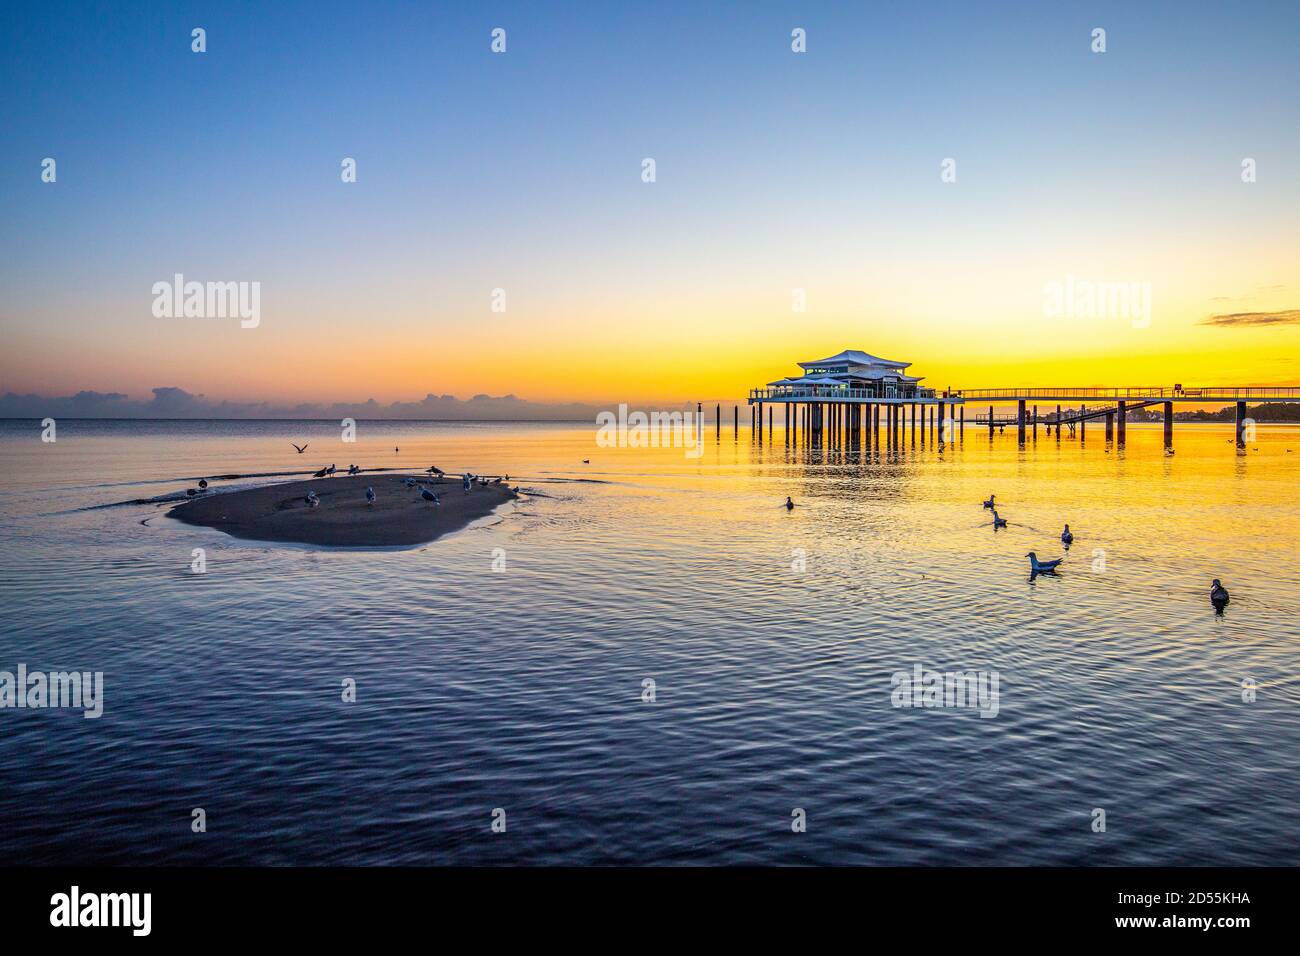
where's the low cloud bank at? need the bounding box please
[0,386,610,421]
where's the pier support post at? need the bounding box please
[1032,405,1038,440]
[1105,412,1113,441]
[1078,405,1086,441]
[937,402,946,441]
[1117,401,1127,445]
[988,405,994,436]
[1017,400,1026,444]
[733,405,738,439]
[1055,404,1062,441]
[1235,401,1247,448]
[1163,401,1173,449]
[960,405,965,435]
[715,403,720,438]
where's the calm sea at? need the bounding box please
[1,417,1297,865]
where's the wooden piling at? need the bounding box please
[1235,400,1247,448]
[1017,399,1026,444]
[1116,400,1127,444]
[1163,401,1173,448]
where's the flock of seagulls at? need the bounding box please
[296,460,520,513]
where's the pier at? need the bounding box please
[747,353,1300,451]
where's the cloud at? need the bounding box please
[0,386,614,420]
[1201,309,1300,328]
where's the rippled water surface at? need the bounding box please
[1,417,1297,865]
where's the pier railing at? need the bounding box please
[954,386,1300,401]
[750,386,940,402]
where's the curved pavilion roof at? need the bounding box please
[797,349,910,370]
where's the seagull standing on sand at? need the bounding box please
[327,464,337,478]
[306,491,320,508]
[421,487,440,506]
[314,466,328,478]
[463,474,472,493]
[1060,524,1073,545]
[348,464,360,475]
[365,486,375,506]
[1210,579,1230,613]
[1026,552,1062,574]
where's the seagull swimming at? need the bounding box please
[365,486,375,506]
[1060,524,1073,545]
[291,442,309,454]
[785,497,795,510]
[991,510,1007,529]
[1026,552,1062,573]
[982,494,996,509]
[1210,579,1230,612]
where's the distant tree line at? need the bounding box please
[1122,403,1300,422]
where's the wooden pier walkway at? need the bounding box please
[742,385,1300,451]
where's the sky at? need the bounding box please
[2,0,1298,410]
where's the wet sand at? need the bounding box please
[168,475,514,547]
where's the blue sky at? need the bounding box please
[2,0,1298,403]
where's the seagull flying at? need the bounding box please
[291,442,309,454]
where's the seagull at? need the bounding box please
[365,486,375,506]
[991,510,1007,529]
[313,466,329,478]
[1060,524,1073,545]
[198,479,208,490]
[1210,579,1230,612]
[327,464,337,478]
[785,497,795,510]
[306,491,320,508]
[291,442,309,454]
[404,477,417,488]
[426,465,444,477]
[348,464,360,475]
[982,494,995,509]
[420,487,440,505]
[462,474,472,492]
[1026,552,1062,573]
